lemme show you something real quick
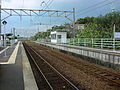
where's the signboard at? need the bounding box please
[114,32,120,39]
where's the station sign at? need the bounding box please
[114,32,120,39]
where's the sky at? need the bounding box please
[1,0,120,37]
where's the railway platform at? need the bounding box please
[36,42,120,68]
[0,41,38,90]
[0,41,120,90]
[0,47,4,51]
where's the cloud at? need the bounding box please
[2,0,41,9]
[22,0,39,8]
[54,0,80,3]
[2,0,22,8]
[2,0,80,9]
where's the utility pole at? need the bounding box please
[113,23,116,38]
[112,8,115,38]
[113,23,116,51]
[73,8,76,38]
[73,8,75,29]
[0,0,1,40]
[2,20,7,56]
[13,28,15,37]
[13,27,15,44]
[112,7,116,50]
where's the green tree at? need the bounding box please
[76,11,120,38]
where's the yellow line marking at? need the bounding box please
[0,42,20,64]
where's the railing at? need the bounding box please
[37,38,120,50]
[0,40,3,46]
[37,38,51,43]
[0,39,18,46]
[68,38,120,50]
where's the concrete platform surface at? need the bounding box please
[0,46,15,63]
[0,42,38,90]
[0,47,4,51]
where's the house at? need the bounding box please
[51,31,67,43]
[65,24,84,30]
[74,24,84,30]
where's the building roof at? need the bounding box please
[51,29,67,32]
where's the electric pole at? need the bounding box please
[13,27,15,37]
[0,0,1,40]
[113,23,116,39]
[73,8,76,38]
[72,8,75,30]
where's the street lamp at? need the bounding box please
[2,20,7,56]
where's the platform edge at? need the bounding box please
[21,43,38,90]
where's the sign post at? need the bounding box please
[2,20,7,57]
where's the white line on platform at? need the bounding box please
[0,46,10,54]
[0,42,20,64]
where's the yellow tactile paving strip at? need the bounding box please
[0,42,20,64]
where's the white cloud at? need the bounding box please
[2,0,21,8]
[2,0,80,9]
[22,0,39,8]
[54,0,80,3]
[2,0,41,9]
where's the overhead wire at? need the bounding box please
[76,0,119,17]
[41,0,50,9]
[77,0,110,13]
[41,0,53,10]
[116,5,120,11]
[44,0,68,26]
[43,0,54,10]
[111,0,120,11]
[40,0,55,27]
[33,0,54,27]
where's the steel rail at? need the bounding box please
[24,44,54,90]
[24,43,79,90]
[42,46,120,86]
[29,43,120,87]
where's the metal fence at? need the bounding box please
[0,40,3,46]
[0,39,18,46]
[37,38,120,50]
[68,38,120,50]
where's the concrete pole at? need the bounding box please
[4,25,6,56]
[13,28,15,44]
[0,0,1,40]
[73,8,76,27]
[113,24,115,38]
[73,8,76,38]
[113,24,116,50]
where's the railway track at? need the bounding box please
[23,42,80,90]
[24,41,120,88]
[45,50,120,86]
